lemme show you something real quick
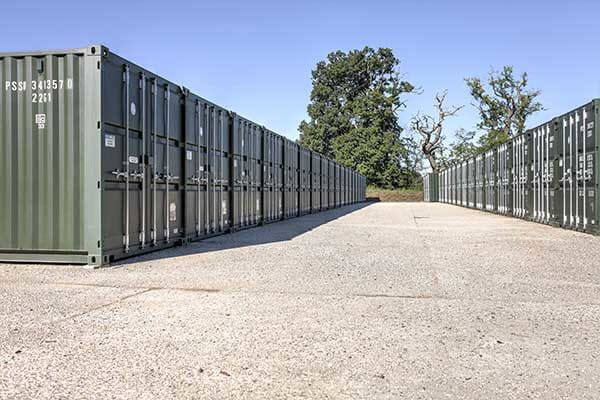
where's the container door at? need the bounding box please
[102,65,145,254]
[532,127,540,221]
[575,105,596,230]
[560,115,572,227]
[184,97,209,242]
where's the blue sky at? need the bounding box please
[3,0,600,143]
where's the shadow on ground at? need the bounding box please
[111,202,375,267]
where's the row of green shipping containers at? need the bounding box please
[424,99,600,235]
[0,45,366,266]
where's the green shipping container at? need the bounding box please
[0,45,366,266]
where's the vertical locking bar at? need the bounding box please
[250,125,254,224]
[140,72,147,248]
[241,121,245,226]
[546,125,550,222]
[243,122,247,225]
[539,128,542,219]
[532,129,540,220]
[196,100,201,236]
[575,113,579,226]
[521,137,525,216]
[123,65,130,252]
[253,126,257,223]
[219,111,224,231]
[204,104,209,234]
[542,128,545,220]
[544,127,547,220]
[152,79,158,246]
[165,84,171,243]
[563,118,567,225]
[517,138,521,216]
[518,139,521,216]
[212,107,217,232]
[538,129,541,219]
[581,108,587,229]
[540,128,543,219]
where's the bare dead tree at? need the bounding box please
[411,91,463,173]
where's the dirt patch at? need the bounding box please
[367,189,423,202]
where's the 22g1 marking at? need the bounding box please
[32,92,52,103]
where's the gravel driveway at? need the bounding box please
[2,202,600,399]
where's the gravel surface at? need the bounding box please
[2,202,600,399]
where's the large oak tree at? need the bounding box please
[298,47,415,188]
[465,66,544,151]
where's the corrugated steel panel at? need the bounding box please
[484,149,496,212]
[432,99,600,236]
[0,45,366,266]
[555,101,598,232]
[0,47,101,264]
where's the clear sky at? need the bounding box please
[3,0,600,143]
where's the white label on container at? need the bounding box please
[173,228,178,234]
[169,202,177,221]
[130,102,137,116]
[199,166,204,172]
[222,200,227,215]
[6,79,73,104]
[128,156,138,164]
[186,151,193,160]
[234,159,238,167]
[200,127,204,137]
[35,114,46,129]
[105,134,116,148]
[256,199,260,211]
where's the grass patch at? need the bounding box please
[366,187,423,202]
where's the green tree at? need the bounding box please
[446,129,478,164]
[298,47,415,188]
[465,66,544,152]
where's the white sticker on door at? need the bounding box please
[186,151,193,160]
[169,202,177,221]
[105,134,116,148]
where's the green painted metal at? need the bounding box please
[0,45,102,265]
[0,45,366,266]
[433,99,600,236]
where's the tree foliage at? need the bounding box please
[465,66,543,152]
[298,47,415,188]
[445,129,478,164]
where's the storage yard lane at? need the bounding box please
[2,202,600,399]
